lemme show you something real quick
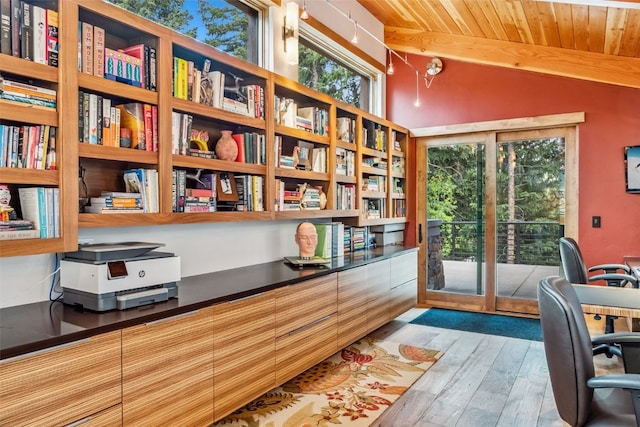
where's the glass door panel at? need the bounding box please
[495,133,564,308]
[426,144,486,299]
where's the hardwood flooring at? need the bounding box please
[368,308,626,427]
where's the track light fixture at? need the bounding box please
[300,0,309,20]
[302,1,444,106]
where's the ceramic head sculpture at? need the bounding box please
[295,221,318,259]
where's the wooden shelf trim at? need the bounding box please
[78,144,159,164]
[0,54,58,82]
[78,73,159,105]
[0,168,58,185]
[172,155,267,175]
[171,98,267,130]
[0,101,58,126]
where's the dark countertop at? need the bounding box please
[0,246,417,360]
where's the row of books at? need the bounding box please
[336,147,355,176]
[17,186,59,238]
[0,1,58,66]
[362,176,386,193]
[274,96,329,136]
[172,169,217,213]
[274,137,327,172]
[0,74,57,109]
[362,121,388,151]
[79,94,158,151]
[231,174,264,212]
[78,21,156,90]
[173,57,264,119]
[314,222,345,259]
[344,226,375,253]
[0,124,56,170]
[232,131,266,165]
[336,183,356,210]
[337,117,356,144]
[392,199,406,218]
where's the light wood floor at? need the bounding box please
[369,308,626,427]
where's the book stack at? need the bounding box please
[300,186,322,210]
[0,219,38,240]
[184,187,216,212]
[282,188,301,211]
[296,106,329,136]
[0,75,57,109]
[85,192,143,214]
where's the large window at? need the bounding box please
[108,0,261,65]
[299,25,379,112]
[298,40,368,110]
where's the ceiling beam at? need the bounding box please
[385,27,640,88]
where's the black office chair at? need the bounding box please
[538,276,640,426]
[559,237,638,336]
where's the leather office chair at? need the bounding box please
[538,276,640,427]
[559,237,638,336]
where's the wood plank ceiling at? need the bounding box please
[356,0,640,88]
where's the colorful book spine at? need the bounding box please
[45,9,58,66]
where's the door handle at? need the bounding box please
[419,223,423,244]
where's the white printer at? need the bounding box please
[61,242,181,312]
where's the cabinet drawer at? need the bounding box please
[390,252,418,288]
[275,273,337,337]
[0,331,121,427]
[65,404,123,427]
[122,307,214,426]
[389,279,417,319]
[276,313,337,384]
[367,259,390,333]
[337,266,368,348]
[213,292,276,421]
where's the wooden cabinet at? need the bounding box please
[66,404,123,427]
[389,251,418,319]
[0,331,121,427]
[337,265,369,348]
[213,292,276,421]
[366,258,391,333]
[122,308,214,426]
[275,273,338,383]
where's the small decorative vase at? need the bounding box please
[215,130,238,161]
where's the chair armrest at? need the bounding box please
[591,332,640,346]
[589,273,638,287]
[589,264,631,274]
[587,374,640,391]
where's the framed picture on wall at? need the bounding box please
[625,145,640,193]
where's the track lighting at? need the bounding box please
[387,50,394,75]
[300,0,308,20]
[351,18,358,44]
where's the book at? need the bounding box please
[83,206,144,214]
[0,0,10,55]
[116,103,145,150]
[93,25,105,77]
[31,4,46,65]
[120,44,146,88]
[81,21,93,74]
[143,103,153,151]
[20,1,32,60]
[0,229,40,240]
[45,8,58,67]
[9,0,18,57]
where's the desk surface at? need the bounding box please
[581,303,640,319]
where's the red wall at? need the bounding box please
[387,56,640,268]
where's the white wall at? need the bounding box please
[0,220,313,308]
[0,0,384,309]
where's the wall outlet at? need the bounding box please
[592,216,601,228]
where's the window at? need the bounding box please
[108,0,262,65]
[299,25,379,112]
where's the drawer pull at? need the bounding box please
[1,339,91,364]
[288,315,332,336]
[66,417,92,427]
[227,292,267,304]
[145,309,199,325]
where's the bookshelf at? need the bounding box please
[0,0,408,258]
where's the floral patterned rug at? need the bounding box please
[213,336,444,427]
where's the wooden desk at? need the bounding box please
[581,303,640,319]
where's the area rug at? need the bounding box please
[213,336,443,426]
[410,308,543,341]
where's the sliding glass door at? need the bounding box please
[416,120,578,315]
